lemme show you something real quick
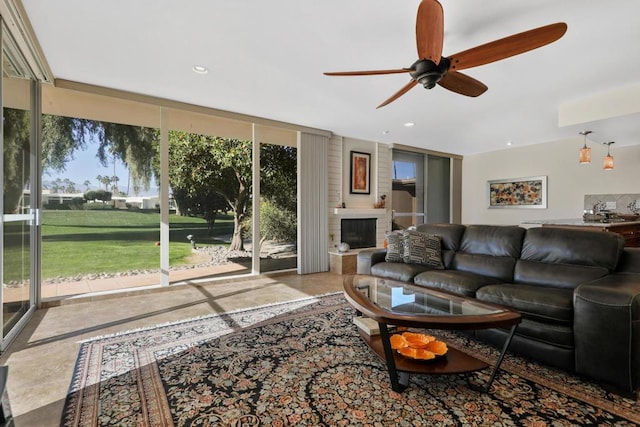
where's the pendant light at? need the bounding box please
[578,130,592,164]
[603,142,615,170]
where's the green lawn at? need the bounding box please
[37,210,235,279]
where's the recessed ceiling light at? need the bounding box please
[506,141,513,146]
[404,122,415,127]
[192,65,209,74]
[382,130,390,135]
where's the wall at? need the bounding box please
[328,136,392,250]
[462,137,640,225]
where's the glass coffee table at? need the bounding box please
[343,274,521,393]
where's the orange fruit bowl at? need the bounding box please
[390,332,448,360]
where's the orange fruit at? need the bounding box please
[390,334,409,349]
[398,347,436,360]
[425,340,448,356]
[403,332,435,348]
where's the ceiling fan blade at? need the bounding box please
[448,22,567,71]
[376,80,418,109]
[324,69,412,76]
[416,0,444,63]
[438,71,488,97]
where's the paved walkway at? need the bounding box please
[3,243,298,303]
[40,262,253,300]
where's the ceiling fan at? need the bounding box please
[324,0,567,108]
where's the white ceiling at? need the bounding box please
[21,0,640,155]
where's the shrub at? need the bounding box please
[84,189,112,202]
[83,203,115,210]
[243,199,297,247]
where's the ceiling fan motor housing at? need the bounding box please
[410,57,450,89]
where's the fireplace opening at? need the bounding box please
[341,218,377,249]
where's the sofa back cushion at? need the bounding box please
[415,223,466,268]
[515,227,624,289]
[521,227,623,269]
[451,225,526,281]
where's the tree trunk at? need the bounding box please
[206,215,216,236]
[229,218,244,251]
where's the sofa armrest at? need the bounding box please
[574,273,640,393]
[617,248,640,274]
[357,248,387,275]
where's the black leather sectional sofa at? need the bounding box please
[356,223,640,396]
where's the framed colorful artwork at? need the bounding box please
[350,151,371,194]
[488,176,547,209]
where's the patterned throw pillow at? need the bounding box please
[401,230,444,269]
[384,232,404,263]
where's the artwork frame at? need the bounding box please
[488,175,547,209]
[350,151,371,194]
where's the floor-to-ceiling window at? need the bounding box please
[39,113,162,297]
[1,23,39,348]
[259,138,297,273]
[167,127,255,282]
[36,92,302,298]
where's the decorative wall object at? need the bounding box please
[350,151,371,194]
[488,176,547,209]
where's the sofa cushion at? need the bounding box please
[401,230,444,269]
[415,223,466,252]
[452,225,525,282]
[511,318,575,348]
[370,262,434,282]
[414,270,503,297]
[476,284,574,324]
[521,227,624,271]
[459,225,525,258]
[477,327,575,371]
[384,232,404,263]
[514,260,609,290]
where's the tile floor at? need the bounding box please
[0,271,344,426]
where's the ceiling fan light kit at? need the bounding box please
[323,0,567,108]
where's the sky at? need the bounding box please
[43,143,157,196]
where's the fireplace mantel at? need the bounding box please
[333,208,387,218]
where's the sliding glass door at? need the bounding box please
[1,25,39,348]
[391,149,451,229]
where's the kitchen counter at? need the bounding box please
[521,218,640,247]
[522,218,640,227]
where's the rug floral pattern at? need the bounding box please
[63,293,640,426]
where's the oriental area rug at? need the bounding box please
[62,293,640,426]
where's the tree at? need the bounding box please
[42,114,159,193]
[169,132,252,250]
[110,175,120,192]
[0,113,161,215]
[169,132,298,252]
[244,199,297,252]
[84,189,112,203]
[3,108,30,213]
[83,180,91,191]
[259,144,297,212]
[99,176,111,190]
[172,187,228,235]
